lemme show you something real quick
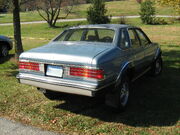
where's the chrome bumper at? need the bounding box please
[17,73,104,97]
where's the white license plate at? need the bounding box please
[46,65,63,78]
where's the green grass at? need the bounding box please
[0,0,176,24]
[0,20,180,134]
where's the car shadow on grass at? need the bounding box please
[54,50,180,127]
[0,54,14,64]
[54,73,179,127]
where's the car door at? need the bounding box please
[135,29,155,68]
[128,28,146,75]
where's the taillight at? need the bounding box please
[70,67,104,79]
[19,61,40,71]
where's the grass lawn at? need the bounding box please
[0,19,180,134]
[0,0,176,24]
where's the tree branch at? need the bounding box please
[53,1,62,26]
[62,5,74,19]
[37,8,48,22]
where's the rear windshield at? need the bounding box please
[55,28,115,43]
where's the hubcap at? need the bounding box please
[120,82,129,107]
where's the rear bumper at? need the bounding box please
[17,73,109,97]
[20,79,95,96]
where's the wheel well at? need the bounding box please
[126,67,135,82]
[155,48,162,60]
[0,41,11,50]
[157,52,162,59]
[113,66,134,92]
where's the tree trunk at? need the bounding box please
[12,0,23,60]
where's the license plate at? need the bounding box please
[46,65,63,78]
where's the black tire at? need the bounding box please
[0,45,9,57]
[105,76,131,112]
[115,76,131,111]
[150,56,163,76]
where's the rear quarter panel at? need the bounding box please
[92,47,133,85]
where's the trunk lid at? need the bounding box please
[20,42,113,65]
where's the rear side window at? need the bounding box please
[120,29,129,49]
[135,29,151,46]
[128,29,141,48]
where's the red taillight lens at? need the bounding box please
[19,61,40,71]
[70,67,104,79]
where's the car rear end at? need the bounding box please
[17,60,107,97]
[17,26,117,97]
[16,40,116,97]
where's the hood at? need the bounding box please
[20,41,113,65]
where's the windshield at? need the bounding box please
[55,28,115,43]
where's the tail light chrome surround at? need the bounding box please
[19,60,104,80]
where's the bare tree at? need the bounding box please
[12,0,24,59]
[25,0,78,27]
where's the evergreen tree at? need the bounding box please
[139,0,156,24]
[87,0,110,24]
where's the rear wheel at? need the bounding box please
[150,56,163,76]
[116,76,130,111]
[105,76,131,112]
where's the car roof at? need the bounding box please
[69,24,139,30]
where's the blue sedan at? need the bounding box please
[17,24,162,111]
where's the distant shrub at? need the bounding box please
[169,17,180,24]
[139,0,155,24]
[87,0,111,24]
[153,18,168,25]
